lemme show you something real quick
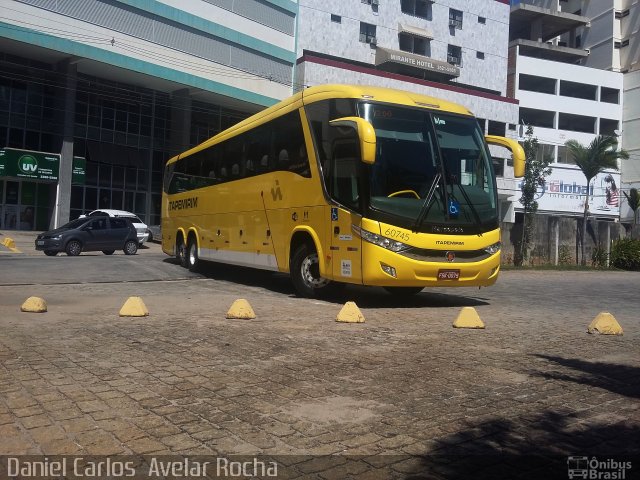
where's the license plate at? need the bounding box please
[438,269,460,280]
[37,240,45,246]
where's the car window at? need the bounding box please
[89,218,108,230]
[88,211,109,217]
[110,218,128,229]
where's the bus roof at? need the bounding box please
[169,84,474,164]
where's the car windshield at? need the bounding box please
[62,218,89,229]
[361,103,497,230]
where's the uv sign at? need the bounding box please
[18,155,38,175]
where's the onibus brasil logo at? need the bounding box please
[18,154,38,175]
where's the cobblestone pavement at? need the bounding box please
[0,267,639,479]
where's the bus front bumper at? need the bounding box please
[361,242,501,288]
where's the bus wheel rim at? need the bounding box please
[301,253,329,288]
[189,244,197,265]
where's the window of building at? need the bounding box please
[401,0,432,19]
[600,87,620,104]
[361,0,379,11]
[536,143,555,164]
[599,118,619,136]
[360,22,377,44]
[399,33,431,56]
[331,14,341,23]
[476,51,485,60]
[519,108,555,129]
[556,145,575,164]
[558,113,596,133]
[449,9,463,29]
[447,44,462,66]
[559,80,597,100]
[492,158,505,177]
[478,16,486,24]
[519,74,556,94]
[487,120,505,136]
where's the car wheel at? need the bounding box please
[187,237,200,272]
[290,243,337,298]
[124,240,138,255]
[383,286,424,296]
[102,250,115,255]
[176,238,188,268]
[44,250,58,256]
[65,240,82,256]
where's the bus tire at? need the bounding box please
[291,243,334,298]
[176,237,188,268]
[383,286,424,296]
[187,237,200,272]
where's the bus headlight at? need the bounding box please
[353,225,410,253]
[484,242,501,255]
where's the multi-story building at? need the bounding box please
[295,0,522,222]
[508,0,624,236]
[509,0,638,229]
[0,0,296,230]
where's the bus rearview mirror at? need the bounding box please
[329,117,376,164]
[484,135,526,178]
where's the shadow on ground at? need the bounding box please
[164,258,490,308]
[403,358,640,479]
[531,355,640,399]
[404,409,638,480]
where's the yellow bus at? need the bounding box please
[162,84,524,297]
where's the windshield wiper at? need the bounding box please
[451,185,483,234]
[412,173,441,232]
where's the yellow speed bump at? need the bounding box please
[453,307,485,329]
[119,297,149,317]
[587,312,623,335]
[226,299,256,319]
[2,237,16,249]
[21,296,47,313]
[336,301,365,323]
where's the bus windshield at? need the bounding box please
[361,103,497,231]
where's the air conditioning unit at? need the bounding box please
[449,19,458,27]
[367,36,377,45]
[371,0,379,5]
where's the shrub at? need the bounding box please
[610,238,640,270]
[591,245,608,269]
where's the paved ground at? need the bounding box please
[0,230,639,479]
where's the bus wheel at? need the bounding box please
[176,238,188,268]
[383,286,424,296]
[187,237,200,272]
[291,243,332,298]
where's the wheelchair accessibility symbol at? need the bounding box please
[448,199,460,217]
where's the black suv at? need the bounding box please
[35,216,139,256]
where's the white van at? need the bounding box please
[81,209,149,245]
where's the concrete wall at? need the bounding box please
[500,215,627,265]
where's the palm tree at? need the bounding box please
[565,136,629,265]
[624,187,640,238]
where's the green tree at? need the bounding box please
[515,125,552,266]
[624,187,640,238]
[565,136,629,265]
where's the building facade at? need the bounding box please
[0,0,296,230]
[295,0,522,222]
[510,0,639,226]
